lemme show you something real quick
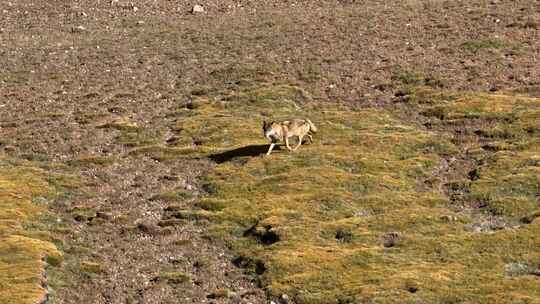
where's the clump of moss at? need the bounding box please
[150,189,194,202]
[461,39,508,52]
[67,156,116,167]
[0,160,63,304]
[157,219,186,227]
[97,116,163,148]
[157,271,191,284]
[97,117,140,132]
[80,261,105,274]
[207,288,236,299]
[190,85,212,96]
[129,146,200,161]
[197,198,227,211]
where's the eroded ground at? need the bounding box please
[0,1,539,303]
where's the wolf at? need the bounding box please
[262,118,318,155]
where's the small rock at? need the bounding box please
[191,4,204,13]
[522,20,539,29]
[193,259,207,269]
[157,218,185,227]
[381,232,400,248]
[157,271,191,284]
[207,289,236,299]
[404,281,419,293]
[520,211,540,224]
[165,135,180,145]
[468,216,518,233]
[159,175,180,181]
[164,204,182,212]
[505,262,540,277]
[96,211,113,221]
[353,210,371,217]
[3,145,16,152]
[335,229,353,243]
[281,294,290,303]
[71,25,86,33]
[137,221,160,235]
[440,215,458,222]
[80,261,105,274]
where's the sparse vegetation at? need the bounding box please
[169,84,540,303]
[80,261,105,275]
[461,39,508,52]
[0,159,63,304]
[157,271,191,285]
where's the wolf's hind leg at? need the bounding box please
[305,134,313,144]
[293,136,303,151]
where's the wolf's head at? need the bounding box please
[262,120,280,142]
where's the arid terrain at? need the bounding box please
[0,1,539,303]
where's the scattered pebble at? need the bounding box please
[71,25,87,33]
[505,262,540,277]
[382,232,400,248]
[207,288,236,299]
[96,211,113,221]
[440,215,458,222]
[192,4,204,13]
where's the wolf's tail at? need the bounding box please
[306,119,318,133]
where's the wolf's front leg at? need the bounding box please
[285,136,293,151]
[266,143,275,155]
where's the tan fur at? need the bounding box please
[262,118,317,155]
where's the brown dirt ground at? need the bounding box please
[1,0,539,303]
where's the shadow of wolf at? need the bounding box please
[208,144,281,163]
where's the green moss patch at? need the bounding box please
[150,189,195,202]
[127,84,540,303]
[0,159,63,304]
[461,39,509,52]
[156,271,191,285]
[80,261,105,275]
[425,94,540,219]
[67,156,116,167]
